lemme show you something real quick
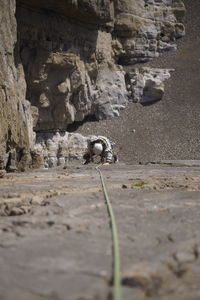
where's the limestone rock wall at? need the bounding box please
[0,0,185,170]
[127,67,174,103]
[114,0,185,64]
[0,0,36,171]
[16,0,185,132]
[34,132,88,168]
[16,3,129,130]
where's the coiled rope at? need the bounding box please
[95,165,121,300]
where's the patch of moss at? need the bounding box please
[132,181,147,187]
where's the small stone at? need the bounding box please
[7,193,20,199]
[174,251,196,264]
[0,204,7,216]
[47,221,55,226]
[66,224,71,230]
[0,170,6,178]
[10,207,25,216]
[122,184,128,189]
[6,165,17,173]
[20,206,31,214]
[30,196,44,205]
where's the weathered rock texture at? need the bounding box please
[1,163,200,299]
[0,0,185,169]
[127,67,174,103]
[0,0,37,170]
[16,0,185,131]
[34,132,88,168]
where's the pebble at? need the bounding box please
[30,196,44,205]
[122,184,128,189]
[7,193,21,199]
[174,251,196,264]
[10,207,25,216]
[0,170,6,178]
[20,206,31,214]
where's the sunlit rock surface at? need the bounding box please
[0,0,37,170]
[0,0,185,169]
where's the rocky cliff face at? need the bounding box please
[0,0,185,170]
[0,0,37,173]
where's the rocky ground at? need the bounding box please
[0,161,200,300]
[0,2,200,299]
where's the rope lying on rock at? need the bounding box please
[95,165,121,300]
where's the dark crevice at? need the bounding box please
[66,115,98,132]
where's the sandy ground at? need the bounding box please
[0,161,200,300]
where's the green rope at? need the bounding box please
[95,165,121,300]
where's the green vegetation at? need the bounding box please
[132,181,147,187]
